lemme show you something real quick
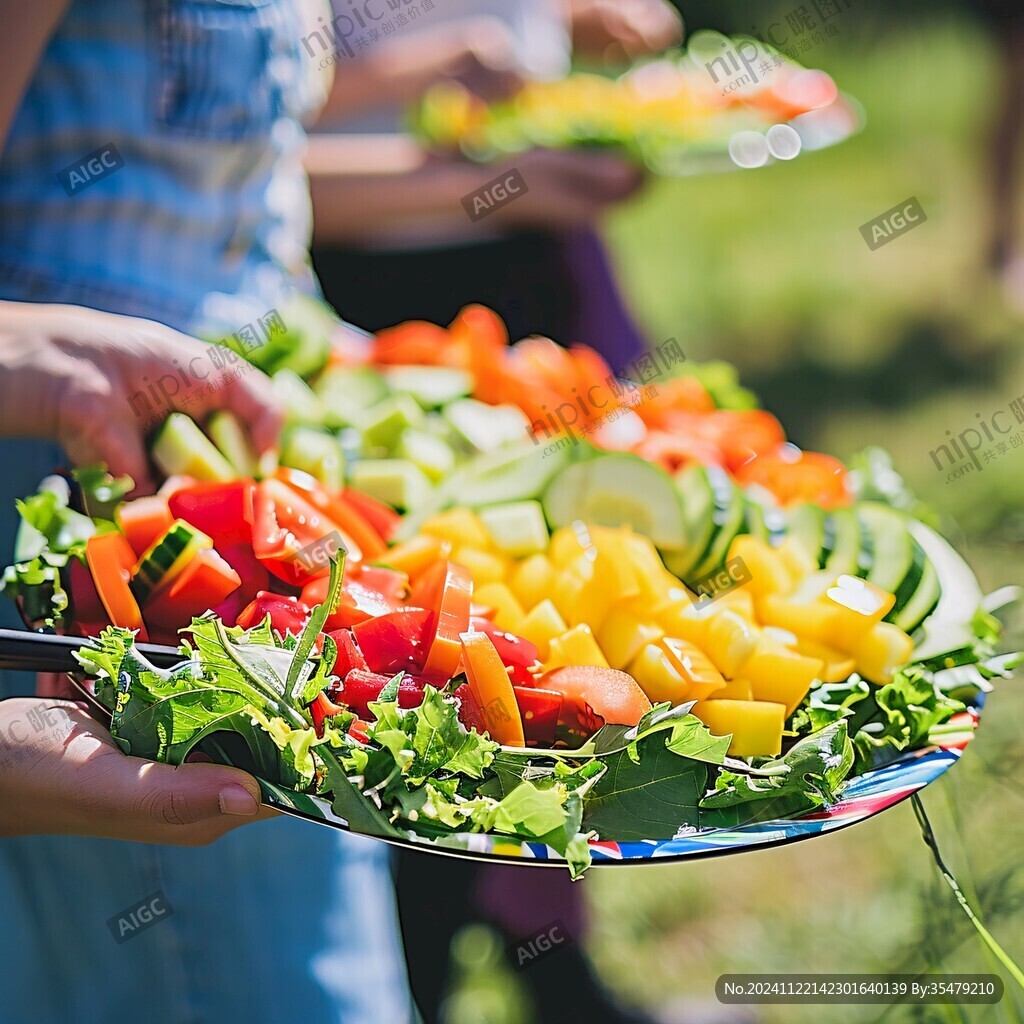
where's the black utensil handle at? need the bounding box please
[0,628,182,673]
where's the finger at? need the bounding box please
[205,368,284,455]
[35,672,77,700]
[65,418,156,496]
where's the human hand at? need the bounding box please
[0,697,276,844]
[569,0,683,63]
[0,301,284,495]
[476,148,645,230]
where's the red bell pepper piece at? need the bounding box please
[309,690,348,739]
[341,668,425,719]
[469,616,539,685]
[513,686,562,747]
[144,548,241,642]
[302,564,407,630]
[327,628,368,678]
[351,609,433,675]
[168,480,255,547]
[235,592,310,638]
[413,560,473,684]
[453,683,487,735]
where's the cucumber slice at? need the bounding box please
[689,467,746,580]
[360,394,425,454]
[786,504,827,569]
[892,555,940,635]
[889,538,927,616]
[349,459,432,512]
[857,502,915,596]
[314,367,390,429]
[382,366,472,409]
[821,506,862,579]
[207,411,258,478]
[132,519,212,603]
[281,427,346,491]
[397,429,456,483]
[448,441,569,508]
[442,399,529,453]
[479,501,550,558]
[543,453,686,552]
[272,369,325,427]
[151,413,235,482]
[664,464,716,579]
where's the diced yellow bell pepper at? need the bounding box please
[794,638,856,683]
[742,637,823,717]
[628,642,690,705]
[509,553,555,611]
[548,523,592,567]
[653,595,715,647]
[451,547,511,587]
[757,593,838,645]
[727,535,793,597]
[660,638,727,700]
[854,621,914,685]
[421,508,493,551]
[518,599,567,660]
[618,530,677,602]
[713,587,756,621]
[707,678,754,701]
[824,575,897,653]
[544,624,610,671]
[380,535,450,580]
[703,609,761,679]
[558,552,616,631]
[597,607,664,671]
[775,536,819,580]
[691,699,786,757]
[550,565,588,626]
[473,582,525,633]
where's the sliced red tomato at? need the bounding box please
[251,478,347,586]
[702,409,787,475]
[235,592,310,638]
[632,432,724,474]
[273,468,386,562]
[342,487,401,543]
[453,683,487,735]
[469,617,539,686]
[413,560,473,684]
[513,686,562,747]
[327,628,368,677]
[117,495,174,559]
[734,445,852,508]
[341,668,425,719]
[84,532,148,640]
[373,320,449,366]
[167,480,254,546]
[302,566,404,630]
[351,609,433,675]
[556,696,605,749]
[144,548,241,641]
[309,691,349,738]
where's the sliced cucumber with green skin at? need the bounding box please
[314,367,390,429]
[689,467,746,580]
[857,502,915,596]
[382,366,472,409]
[892,554,940,634]
[281,427,346,491]
[664,464,716,579]
[132,520,212,603]
[822,506,862,579]
[543,453,687,552]
[888,538,927,617]
[207,411,259,478]
[786,504,827,569]
[151,413,236,482]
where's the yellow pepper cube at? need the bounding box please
[558,552,616,631]
[660,638,727,701]
[544,624,610,671]
[421,508,493,551]
[794,639,856,683]
[742,637,823,717]
[473,582,525,634]
[518,599,568,661]
[703,609,761,679]
[597,607,664,671]
[708,678,754,701]
[451,547,511,587]
[691,699,786,757]
[628,643,690,706]
[756,593,838,645]
[510,554,555,612]
[548,523,592,567]
[854,621,914,685]
[727,535,794,598]
[824,575,897,653]
[654,595,715,648]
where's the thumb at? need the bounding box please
[128,759,263,826]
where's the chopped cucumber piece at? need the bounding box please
[397,429,456,483]
[449,441,569,508]
[892,555,940,635]
[281,427,346,491]
[857,502,915,596]
[479,501,550,558]
[360,394,425,454]
[151,413,235,482]
[132,519,212,603]
[543,453,686,552]
[349,459,432,512]
[383,366,472,409]
[821,506,862,579]
[314,367,390,429]
[663,464,717,580]
[207,411,258,478]
[272,369,325,427]
[442,399,529,453]
[785,504,827,569]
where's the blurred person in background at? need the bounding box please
[304,4,685,1020]
[0,2,417,1021]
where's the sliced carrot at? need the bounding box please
[373,321,449,365]
[116,495,175,559]
[85,532,149,639]
[376,536,449,581]
[460,631,526,746]
[415,560,473,683]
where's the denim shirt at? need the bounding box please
[0,4,413,1021]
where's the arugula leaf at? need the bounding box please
[288,554,344,704]
[700,721,855,828]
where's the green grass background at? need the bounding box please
[444,8,1024,1023]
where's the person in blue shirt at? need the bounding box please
[0,3,416,1021]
